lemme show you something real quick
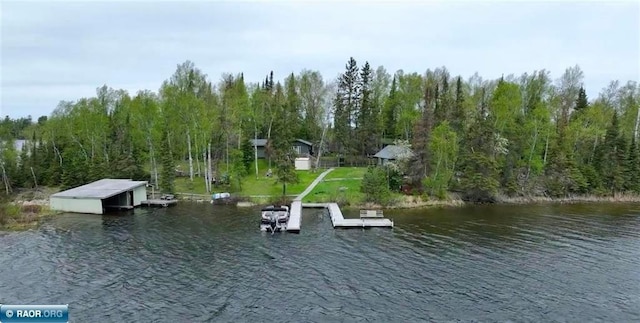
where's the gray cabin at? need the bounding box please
[373,144,412,165]
[249,138,314,159]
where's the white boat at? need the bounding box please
[211,192,231,200]
[260,205,290,233]
[211,192,233,205]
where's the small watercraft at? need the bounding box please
[260,205,290,233]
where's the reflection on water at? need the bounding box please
[1,203,640,321]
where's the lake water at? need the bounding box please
[1,203,640,322]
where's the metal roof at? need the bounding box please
[373,145,412,160]
[249,139,313,147]
[249,139,268,147]
[295,139,313,147]
[50,179,148,199]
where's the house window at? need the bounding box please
[293,145,302,154]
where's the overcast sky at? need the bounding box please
[1,0,639,119]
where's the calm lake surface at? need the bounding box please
[1,203,640,322]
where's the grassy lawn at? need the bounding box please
[175,177,209,195]
[324,167,366,180]
[163,164,406,206]
[302,167,368,204]
[240,170,320,196]
[173,159,322,197]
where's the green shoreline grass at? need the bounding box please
[0,203,57,231]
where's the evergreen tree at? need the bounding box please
[268,71,274,92]
[17,144,30,188]
[575,86,588,112]
[599,112,626,194]
[228,148,248,190]
[382,76,399,139]
[457,88,500,202]
[545,76,588,197]
[88,154,107,183]
[436,71,453,126]
[545,134,587,196]
[614,131,628,193]
[451,76,465,134]
[360,166,391,205]
[433,83,444,125]
[407,83,435,189]
[500,115,526,196]
[333,57,360,155]
[60,148,87,190]
[45,141,63,187]
[626,136,640,192]
[270,83,298,196]
[240,138,254,173]
[285,73,302,140]
[333,90,348,154]
[356,61,376,156]
[33,137,50,186]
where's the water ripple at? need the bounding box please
[1,203,640,321]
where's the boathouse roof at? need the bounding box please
[51,179,148,199]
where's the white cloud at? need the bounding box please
[1,0,638,118]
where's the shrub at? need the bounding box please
[360,166,391,205]
[0,203,21,226]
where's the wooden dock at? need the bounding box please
[283,168,393,232]
[141,199,178,207]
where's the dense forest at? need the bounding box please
[1,58,639,203]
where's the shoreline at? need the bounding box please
[228,192,640,209]
[343,193,640,210]
[5,190,639,231]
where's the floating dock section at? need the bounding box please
[300,203,394,229]
[286,200,302,233]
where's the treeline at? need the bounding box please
[0,58,639,202]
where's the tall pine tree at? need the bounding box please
[407,82,435,189]
[382,76,399,139]
[285,73,302,140]
[451,76,466,135]
[457,88,500,202]
[270,83,298,196]
[626,136,640,192]
[575,86,588,112]
[333,57,360,156]
[599,112,626,195]
[356,62,376,156]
